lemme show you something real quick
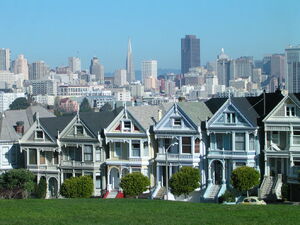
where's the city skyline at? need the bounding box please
[0,0,299,72]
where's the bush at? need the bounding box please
[231,166,260,196]
[120,172,150,198]
[0,169,35,199]
[281,183,290,201]
[60,176,93,198]
[169,167,200,197]
[35,177,47,199]
[9,97,30,110]
[219,190,236,203]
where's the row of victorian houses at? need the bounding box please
[1,90,300,201]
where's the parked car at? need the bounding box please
[240,197,266,205]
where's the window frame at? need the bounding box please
[235,133,245,151]
[122,120,132,132]
[131,141,141,157]
[84,145,93,161]
[182,137,192,154]
[173,117,182,126]
[114,142,122,157]
[35,130,44,140]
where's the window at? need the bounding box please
[294,130,300,145]
[225,112,236,124]
[114,142,121,157]
[235,133,245,150]
[95,147,101,161]
[132,141,141,157]
[123,121,131,131]
[84,145,93,161]
[29,149,37,164]
[216,134,223,150]
[271,131,279,145]
[76,126,84,135]
[35,130,44,139]
[53,152,59,164]
[173,118,182,126]
[40,151,46,164]
[286,106,296,117]
[143,142,149,156]
[195,138,200,153]
[96,175,101,189]
[249,134,255,150]
[182,137,192,153]
[164,138,171,151]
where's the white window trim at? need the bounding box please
[122,120,132,132]
[285,104,296,117]
[114,142,122,157]
[131,141,141,158]
[35,129,44,140]
[173,117,182,127]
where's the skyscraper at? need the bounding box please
[126,39,135,83]
[271,54,285,82]
[181,35,200,74]
[14,55,29,80]
[68,57,81,73]
[114,69,127,87]
[141,60,157,82]
[286,45,300,93]
[0,48,10,71]
[29,61,49,80]
[90,57,104,84]
[216,48,233,87]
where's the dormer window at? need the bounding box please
[35,130,44,139]
[76,125,84,135]
[225,112,236,124]
[286,106,296,117]
[123,120,131,132]
[173,118,182,126]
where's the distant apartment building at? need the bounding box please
[115,89,131,101]
[34,95,55,106]
[0,71,24,89]
[57,85,91,97]
[181,35,200,74]
[234,56,254,79]
[68,57,81,73]
[0,92,25,112]
[130,82,144,98]
[252,68,262,85]
[59,98,79,113]
[142,60,157,83]
[30,80,58,96]
[13,55,29,80]
[271,54,285,82]
[90,57,104,84]
[114,69,127,87]
[286,45,300,93]
[216,48,234,87]
[0,48,10,71]
[29,61,49,80]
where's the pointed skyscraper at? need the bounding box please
[126,39,135,83]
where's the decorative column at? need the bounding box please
[222,161,226,184]
[232,132,235,151]
[208,161,212,184]
[245,132,249,152]
[140,140,143,158]
[128,140,132,158]
[81,145,84,162]
[290,126,293,147]
[156,165,159,185]
[179,137,182,154]
[37,149,40,166]
[26,149,29,166]
[92,145,96,163]
[191,136,195,155]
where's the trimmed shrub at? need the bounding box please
[35,177,47,199]
[219,190,236,203]
[60,176,93,198]
[231,166,260,196]
[0,169,35,199]
[120,172,150,198]
[169,167,200,197]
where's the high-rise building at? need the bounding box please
[14,55,29,80]
[68,57,81,73]
[271,54,285,82]
[126,39,135,83]
[262,55,272,75]
[286,45,300,93]
[29,61,49,80]
[234,56,254,79]
[90,57,104,84]
[216,48,233,87]
[114,69,127,87]
[252,68,262,84]
[141,60,157,83]
[181,35,200,74]
[0,48,10,71]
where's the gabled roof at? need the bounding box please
[177,102,212,126]
[0,105,55,141]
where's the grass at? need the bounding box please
[0,199,299,225]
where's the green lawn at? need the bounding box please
[0,199,299,225]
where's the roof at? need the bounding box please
[127,103,173,130]
[0,105,55,141]
[204,98,227,114]
[39,107,124,140]
[177,102,213,126]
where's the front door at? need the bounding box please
[110,168,120,190]
[213,161,222,185]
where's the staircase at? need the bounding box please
[154,187,166,200]
[259,176,275,200]
[207,185,221,200]
[105,190,118,199]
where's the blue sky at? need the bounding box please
[1,0,299,72]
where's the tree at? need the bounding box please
[231,166,260,197]
[119,172,150,198]
[100,102,113,112]
[169,167,200,197]
[35,177,47,199]
[0,169,35,199]
[79,98,92,112]
[60,176,93,198]
[9,97,30,110]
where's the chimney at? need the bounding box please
[158,109,162,121]
[15,121,24,135]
